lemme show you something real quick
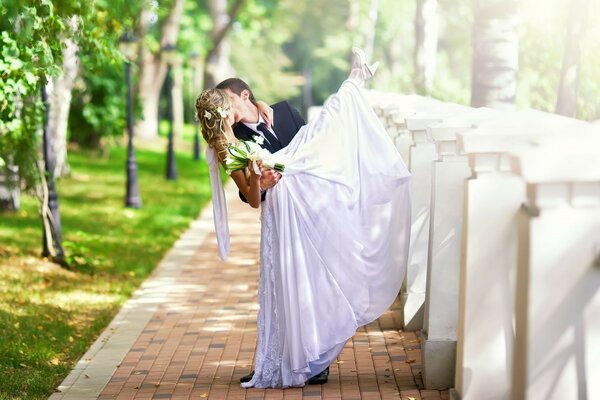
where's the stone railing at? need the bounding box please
[367,90,600,400]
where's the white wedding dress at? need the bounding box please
[237,80,412,388]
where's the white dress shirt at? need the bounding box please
[243,115,279,140]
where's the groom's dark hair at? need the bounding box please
[216,78,257,104]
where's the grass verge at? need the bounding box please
[0,143,211,399]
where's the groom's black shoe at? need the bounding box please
[308,367,329,385]
[240,370,254,383]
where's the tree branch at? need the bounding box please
[206,0,246,60]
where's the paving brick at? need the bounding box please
[83,188,450,400]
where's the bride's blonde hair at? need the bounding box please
[195,89,231,158]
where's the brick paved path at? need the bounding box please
[53,185,449,400]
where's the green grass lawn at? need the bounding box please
[0,142,212,399]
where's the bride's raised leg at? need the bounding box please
[348,47,379,87]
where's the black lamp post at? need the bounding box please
[119,32,142,208]
[41,85,66,265]
[189,51,201,161]
[162,43,178,180]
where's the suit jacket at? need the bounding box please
[233,101,305,203]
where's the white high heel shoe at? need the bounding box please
[352,47,379,78]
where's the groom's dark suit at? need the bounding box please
[233,101,305,152]
[234,101,305,203]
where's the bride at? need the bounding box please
[195,48,412,388]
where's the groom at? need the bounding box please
[215,77,331,385]
[216,78,303,196]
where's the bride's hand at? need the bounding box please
[256,100,274,128]
[260,169,281,190]
[248,160,263,178]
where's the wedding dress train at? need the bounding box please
[241,79,412,388]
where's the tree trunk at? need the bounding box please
[45,17,79,178]
[203,0,233,89]
[203,0,245,89]
[134,0,185,140]
[414,0,438,94]
[0,163,20,211]
[302,64,313,115]
[555,0,589,118]
[471,0,519,109]
[135,47,164,139]
[363,0,379,61]
[172,59,185,137]
[346,0,360,32]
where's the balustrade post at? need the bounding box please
[452,116,594,399]
[509,139,600,400]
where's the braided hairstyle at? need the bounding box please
[195,89,232,159]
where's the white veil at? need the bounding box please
[206,146,230,260]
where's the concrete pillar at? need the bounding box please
[404,115,441,332]
[451,121,596,399]
[510,139,600,400]
[419,120,475,389]
[452,150,524,400]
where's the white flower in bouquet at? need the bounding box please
[224,139,285,176]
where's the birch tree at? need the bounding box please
[134,0,185,139]
[45,17,79,178]
[363,0,379,61]
[471,0,518,109]
[555,0,590,118]
[414,0,438,94]
[203,0,245,89]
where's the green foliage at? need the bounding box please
[516,0,568,113]
[68,56,128,148]
[0,1,67,187]
[58,0,145,149]
[371,0,416,95]
[280,0,355,108]
[0,143,211,399]
[0,0,144,188]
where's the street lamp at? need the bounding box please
[119,32,142,208]
[189,51,201,161]
[161,43,178,180]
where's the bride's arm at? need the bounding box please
[229,167,261,208]
[256,100,274,128]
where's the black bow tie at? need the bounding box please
[257,122,282,151]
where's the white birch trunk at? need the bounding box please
[555,0,589,118]
[346,0,360,31]
[45,17,79,178]
[363,0,379,61]
[471,0,519,109]
[414,0,438,94]
[172,59,184,137]
[204,0,235,89]
[134,0,185,139]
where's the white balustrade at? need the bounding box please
[419,108,503,389]
[509,136,600,400]
[366,91,599,398]
[402,106,475,343]
[452,118,594,399]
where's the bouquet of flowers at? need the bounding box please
[224,136,285,175]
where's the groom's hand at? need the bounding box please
[260,169,281,190]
